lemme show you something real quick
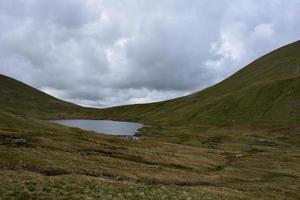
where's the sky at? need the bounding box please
[0,0,300,107]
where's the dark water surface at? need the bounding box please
[50,119,143,136]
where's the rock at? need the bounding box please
[126,135,140,141]
[11,138,27,146]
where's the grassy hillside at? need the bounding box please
[0,74,86,119]
[99,41,300,127]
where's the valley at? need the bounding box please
[0,41,300,199]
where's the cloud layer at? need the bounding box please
[0,0,300,107]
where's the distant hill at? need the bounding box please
[99,41,300,127]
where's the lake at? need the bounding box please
[50,119,144,136]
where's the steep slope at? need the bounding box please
[0,74,84,118]
[99,40,300,126]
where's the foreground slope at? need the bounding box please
[1,111,299,200]
[100,41,300,127]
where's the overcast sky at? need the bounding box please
[0,0,300,107]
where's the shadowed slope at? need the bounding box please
[0,74,85,118]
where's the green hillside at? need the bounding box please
[99,40,300,127]
[0,74,85,118]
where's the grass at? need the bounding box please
[0,171,246,200]
[0,112,299,199]
[0,41,300,199]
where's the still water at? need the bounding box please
[50,119,143,136]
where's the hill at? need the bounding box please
[0,74,88,118]
[99,40,300,127]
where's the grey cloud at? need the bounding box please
[0,0,97,29]
[0,0,299,107]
